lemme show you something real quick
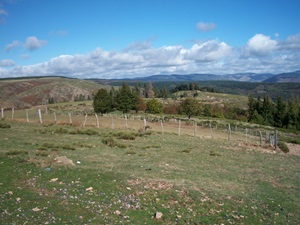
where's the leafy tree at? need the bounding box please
[179,98,202,119]
[146,99,163,114]
[116,82,138,113]
[93,89,112,113]
[136,97,146,112]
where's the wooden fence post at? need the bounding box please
[144,118,147,131]
[259,131,262,146]
[54,112,57,124]
[228,124,231,142]
[1,108,4,119]
[83,113,87,127]
[68,112,72,125]
[38,108,43,124]
[12,107,14,119]
[245,128,248,144]
[178,119,181,136]
[274,130,278,151]
[95,114,99,128]
[160,119,164,134]
[26,109,29,122]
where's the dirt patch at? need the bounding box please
[287,143,300,156]
[225,143,276,154]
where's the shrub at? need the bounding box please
[0,123,11,129]
[102,137,118,147]
[6,150,28,155]
[61,144,76,150]
[54,127,69,134]
[36,151,49,157]
[278,142,289,153]
[114,132,137,140]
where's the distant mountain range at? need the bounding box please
[120,70,300,83]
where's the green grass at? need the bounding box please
[0,121,299,224]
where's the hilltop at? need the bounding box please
[0,76,109,109]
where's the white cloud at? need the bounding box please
[24,36,47,51]
[196,22,216,32]
[5,40,21,51]
[281,34,300,50]
[1,34,299,79]
[243,34,278,57]
[0,9,8,15]
[185,40,232,62]
[0,59,15,67]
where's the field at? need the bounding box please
[0,107,299,224]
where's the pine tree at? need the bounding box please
[93,89,112,113]
[116,82,138,113]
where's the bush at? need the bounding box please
[102,137,118,147]
[0,123,11,129]
[278,142,289,153]
[6,150,28,155]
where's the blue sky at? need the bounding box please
[1,0,300,78]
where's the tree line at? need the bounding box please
[93,82,300,131]
[248,95,300,130]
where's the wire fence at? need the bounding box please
[1,107,278,149]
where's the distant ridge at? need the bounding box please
[263,71,300,83]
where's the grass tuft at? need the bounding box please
[0,123,11,128]
[5,150,28,155]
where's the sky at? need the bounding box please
[0,0,300,79]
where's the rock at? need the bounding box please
[86,187,93,192]
[32,207,41,212]
[155,212,163,219]
[8,191,13,195]
[54,156,74,166]
[50,178,58,182]
[114,210,121,215]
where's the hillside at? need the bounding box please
[0,77,108,109]
[264,70,300,83]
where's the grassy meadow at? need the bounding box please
[0,113,299,224]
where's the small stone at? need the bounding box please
[8,191,13,195]
[86,187,93,192]
[126,187,131,190]
[155,212,163,219]
[50,178,58,182]
[32,207,41,212]
[114,210,121,215]
[16,197,21,202]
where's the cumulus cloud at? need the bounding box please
[0,59,15,67]
[243,34,278,57]
[281,34,300,50]
[1,34,299,79]
[5,40,21,51]
[185,40,231,62]
[24,36,47,51]
[196,22,216,32]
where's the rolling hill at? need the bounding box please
[263,70,300,83]
[0,76,109,109]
